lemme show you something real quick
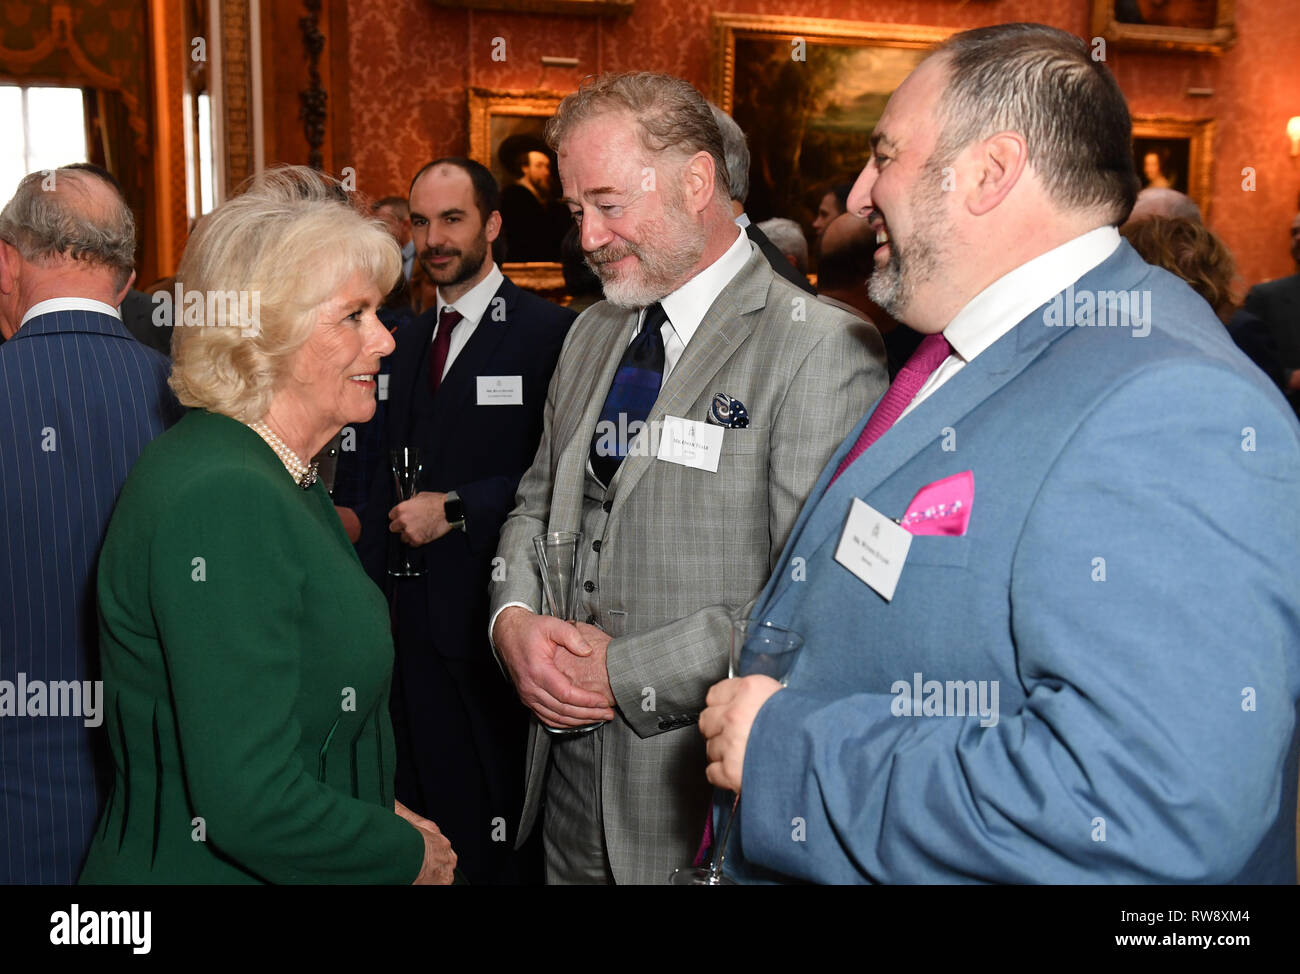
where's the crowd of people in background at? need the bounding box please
[3,21,1300,886]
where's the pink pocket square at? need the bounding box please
[900,471,973,536]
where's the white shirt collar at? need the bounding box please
[21,297,122,327]
[734,212,752,229]
[655,226,751,347]
[943,226,1121,363]
[436,262,504,326]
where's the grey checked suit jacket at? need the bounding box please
[490,243,888,884]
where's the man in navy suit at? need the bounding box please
[360,158,574,883]
[1242,209,1300,416]
[701,23,1300,883]
[0,163,178,883]
[709,104,816,296]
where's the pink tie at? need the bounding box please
[694,333,954,869]
[829,332,952,484]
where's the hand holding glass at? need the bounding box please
[533,531,604,736]
[388,448,425,577]
[669,619,802,885]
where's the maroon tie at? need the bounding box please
[829,332,953,484]
[428,307,463,394]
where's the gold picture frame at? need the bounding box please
[433,0,632,15]
[711,14,954,113]
[1092,1,1237,55]
[1131,115,1216,219]
[468,86,567,292]
[711,14,953,240]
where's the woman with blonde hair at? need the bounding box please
[80,166,456,884]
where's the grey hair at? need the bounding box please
[929,23,1140,225]
[1128,187,1202,225]
[0,166,136,291]
[545,72,731,205]
[708,102,749,204]
[756,217,808,274]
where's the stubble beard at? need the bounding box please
[586,203,705,309]
[422,233,488,291]
[868,158,950,322]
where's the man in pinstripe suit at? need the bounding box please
[489,74,888,883]
[0,164,179,883]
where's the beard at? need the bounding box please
[868,160,950,321]
[421,233,488,290]
[585,200,705,309]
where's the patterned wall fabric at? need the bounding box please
[346,0,1300,289]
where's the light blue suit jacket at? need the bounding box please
[723,241,1300,884]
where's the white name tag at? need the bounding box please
[656,416,724,472]
[834,497,912,601]
[477,375,523,405]
[377,374,390,401]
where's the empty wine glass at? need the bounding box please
[669,618,802,885]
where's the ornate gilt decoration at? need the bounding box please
[1131,115,1216,219]
[299,0,327,171]
[710,14,953,111]
[148,0,188,276]
[1092,1,1237,55]
[0,1,148,153]
[432,0,633,15]
[467,87,566,170]
[221,0,254,191]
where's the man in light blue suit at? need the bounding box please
[0,164,178,883]
[700,23,1300,884]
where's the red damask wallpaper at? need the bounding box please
[345,0,1300,288]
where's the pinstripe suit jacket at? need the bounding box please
[490,245,888,883]
[0,307,178,883]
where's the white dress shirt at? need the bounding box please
[433,262,504,380]
[632,224,751,379]
[22,297,122,328]
[490,226,754,648]
[899,226,1121,421]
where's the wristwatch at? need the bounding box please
[444,491,467,532]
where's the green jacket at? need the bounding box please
[81,410,423,883]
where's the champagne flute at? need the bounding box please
[668,618,803,885]
[388,447,425,577]
[533,531,603,736]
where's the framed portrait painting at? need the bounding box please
[711,15,953,246]
[467,87,568,293]
[1092,0,1237,54]
[1131,116,1215,218]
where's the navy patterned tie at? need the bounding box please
[590,302,668,486]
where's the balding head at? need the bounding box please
[1125,187,1202,226]
[817,212,877,292]
[0,165,136,336]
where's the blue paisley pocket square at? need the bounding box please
[707,392,750,429]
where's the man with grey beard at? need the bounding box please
[489,71,887,884]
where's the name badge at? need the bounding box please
[656,416,724,473]
[834,497,912,601]
[377,374,390,401]
[477,375,523,405]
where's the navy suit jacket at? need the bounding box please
[723,241,1300,884]
[746,223,816,295]
[360,275,575,612]
[358,276,572,852]
[0,308,179,883]
[1244,272,1300,415]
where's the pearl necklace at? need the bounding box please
[247,421,319,489]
